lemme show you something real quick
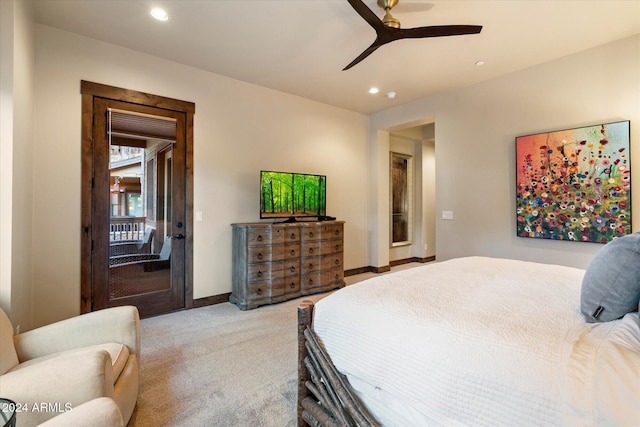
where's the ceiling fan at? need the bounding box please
[343,0,483,70]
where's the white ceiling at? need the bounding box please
[32,0,640,115]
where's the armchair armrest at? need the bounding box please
[13,306,140,362]
[38,397,124,427]
[0,349,115,426]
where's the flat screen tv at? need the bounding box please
[260,170,327,221]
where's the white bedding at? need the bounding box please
[312,257,640,426]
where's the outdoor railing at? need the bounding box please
[110,216,146,241]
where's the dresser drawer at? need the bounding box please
[247,227,284,245]
[303,240,342,256]
[301,271,321,291]
[326,225,343,240]
[300,225,322,242]
[327,239,343,255]
[283,227,300,243]
[283,276,301,295]
[301,269,340,291]
[247,261,283,283]
[284,259,300,277]
[301,242,321,257]
[301,257,321,275]
[330,266,344,284]
[246,282,272,302]
[321,254,343,271]
[302,254,342,275]
[247,245,284,263]
[284,242,300,259]
[319,239,344,255]
[247,228,271,245]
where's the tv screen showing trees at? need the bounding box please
[260,171,326,220]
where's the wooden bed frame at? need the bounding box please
[297,300,380,427]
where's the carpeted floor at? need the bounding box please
[128,263,421,426]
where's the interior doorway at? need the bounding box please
[387,121,436,264]
[80,81,195,317]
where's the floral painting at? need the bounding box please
[516,121,631,243]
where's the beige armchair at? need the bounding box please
[0,306,140,426]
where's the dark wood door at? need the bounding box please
[91,97,186,317]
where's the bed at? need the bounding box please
[296,256,640,426]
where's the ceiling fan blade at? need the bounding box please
[346,0,385,31]
[395,25,483,41]
[342,1,483,70]
[343,41,384,71]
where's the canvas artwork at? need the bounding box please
[516,120,631,243]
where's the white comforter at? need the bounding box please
[313,257,640,426]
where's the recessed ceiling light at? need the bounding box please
[475,60,485,66]
[386,92,397,99]
[368,87,379,94]
[150,8,169,21]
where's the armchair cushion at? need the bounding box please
[1,348,114,425]
[11,343,130,382]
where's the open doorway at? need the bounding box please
[387,121,436,265]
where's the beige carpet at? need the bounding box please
[128,263,422,426]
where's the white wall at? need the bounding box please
[32,25,370,326]
[0,0,35,331]
[0,0,15,319]
[372,35,640,269]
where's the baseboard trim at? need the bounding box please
[193,292,231,308]
[390,256,435,267]
[344,265,389,275]
[345,256,435,277]
[344,266,373,276]
[195,257,436,308]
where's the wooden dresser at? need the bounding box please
[230,221,345,310]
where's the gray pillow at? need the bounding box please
[580,232,640,323]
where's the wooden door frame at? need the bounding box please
[80,80,195,314]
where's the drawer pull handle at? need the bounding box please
[308,263,314,269]
[257,271,263,278]
[257,288,262,295]
[308,279,314,285]
[335,244,340,250]
[334,259,339,265]
[335,230,340,236]
[290,233,296,239]
[290,249,296,256]
[290,266,296,272]
[308,248,314,254]
[290,282,295,289]
[257,253,263,260]
[335,274,340,280]
[309,232,314,238]
[257,235,263,241]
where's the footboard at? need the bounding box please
[297,300,379,427]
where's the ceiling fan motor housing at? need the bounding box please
[377,0,401,28]
[377,0,399,9]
